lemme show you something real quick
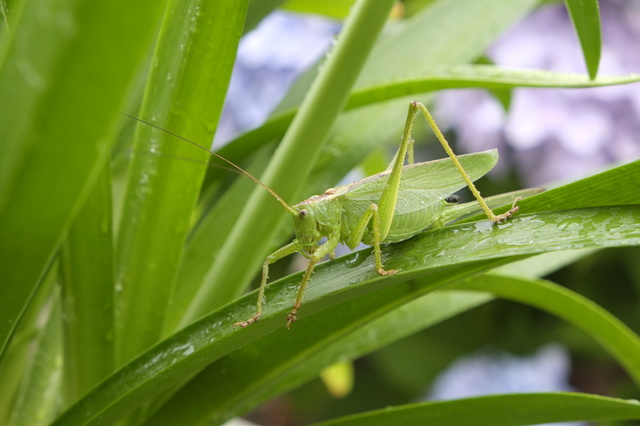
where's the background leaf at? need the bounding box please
[454,274,640,385]
[313,393,640,426]
[114,0,249,365]
[564,0,602,79]
[60,163,115,400]
[0,0,169,361]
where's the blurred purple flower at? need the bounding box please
[437,1,640,186]
[428,344,574,398]
[427,344,584,426]
[215,11,340,145]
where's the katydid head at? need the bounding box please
[292,201,322,254]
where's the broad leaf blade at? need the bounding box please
[146,290,495,425]
[60,163,115,400]
[454,274,640,385]
[53,204,640,425]
[465,158,640,222]
[115,0,249,364]
[313,393,640,425]
[0,0,169,360]
[163,154,271,333]
[346,66,640,109]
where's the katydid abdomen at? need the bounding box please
[331,150,499,247]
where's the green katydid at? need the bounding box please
[129,101,520,329]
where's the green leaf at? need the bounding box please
[244,0,287,33]
[454,274,640,386]
[464,158,640,223]
[312,393,640,425]
[59,162,115,400]
[0,262,58,423]
[0,0,21,42]
[283,0,357,19]
[346,66,640,109]
[494,248,600,278]
[564,0,602,79]
[53,202,640,425]
[7,290,62,426]
[145,290,494,425]
[214,67,640,180]
[474,56,512,110]
[148,234,605,426]
[0,0,9,37]
[0,0,169,361]
[163,153,272,333]
[115,0,249,364]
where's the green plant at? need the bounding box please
[1,0,639,425]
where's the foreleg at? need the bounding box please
[286,232,340,328]
[233,241,300,328]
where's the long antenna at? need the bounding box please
[124,114,297,216]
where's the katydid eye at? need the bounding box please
[299,209,308,217]
[445,194,460,204]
